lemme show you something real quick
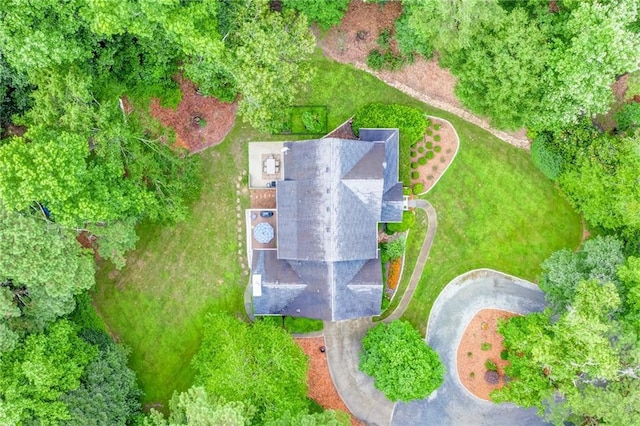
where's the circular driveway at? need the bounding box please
[392,269,550,426]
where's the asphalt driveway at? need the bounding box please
[392,269,550,426]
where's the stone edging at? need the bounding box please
[349,60,531,150]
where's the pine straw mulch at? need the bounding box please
[294,337,364,426]
[457,309,518,401]
[148,75,238,153]
[411,116,458,193]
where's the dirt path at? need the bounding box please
[318,0,530,150]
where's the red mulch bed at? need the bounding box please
[148,75,238,153]
[457,309,518,401]
[294,337,364,426]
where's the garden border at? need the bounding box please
[414,115,460,196]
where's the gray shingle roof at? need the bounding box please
[252,129,402,321]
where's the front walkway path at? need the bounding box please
[392,269,549,426]
[384,199,436,323]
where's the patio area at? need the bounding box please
[248,142,284,188]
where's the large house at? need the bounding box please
[247,129,403,321]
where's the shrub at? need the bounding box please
[394,11,433,58]
[413,183,424,194]
[434,124,441,130]
[380,235,406,263]
[485,360,498,372]
[426,129,432,136]
[500,350,509,360]
[614,102,640,132]
[425,151,434,160]
[418,157,427,165]
[411,171,419,179]
[284,0,350,30]
[377,28,392,51]
[433,134,441,142]
[359,320,445,402]
[425,142,432,149]
[387,210,416,233]
[284,316,324,333]
[353,103,428,184]
[301,111,324,133]
[531,134,562,180]
[467,352,473,358]
[434,145,441,153]
[402,187,412,196]
[410,162,419,169]
[410,151,417,158]
[481,342,492,351]
[484,370,500,385]
[367,49,385,71]
[470,372,475,378]
[418,146,425,153]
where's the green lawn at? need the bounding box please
[92,50,581,408]
[403,123,582,333]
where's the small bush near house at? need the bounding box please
[434,145,441,153]
[411,171,419,179]
[387,210,416,233]
[418,157,427,165]
[359,320,445,402]
[425,142,432,149]
[413,183,424,194]
[434,134,441,142]
[500,350,508,360]
[481,342,492,351]
[425,151,435,160]
[426,129,433,136]
[410,151,417,158]
[418,146,425,153]
[614,102,640,132]
[411,162,419,169]
[377,28,392,51]
[301,111,325,133]
[434,124,441,131]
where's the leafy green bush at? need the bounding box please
[426,129,432,136]
[425,142,432,149]
[301,111,324,133]
[377,29,392,50]
[485,360,498,372]
[413,183,424,194]
[380,235,406,264]
[500,350,509,360]
[531,135,562,181]
[387,210,416,233]
[411,171,419,179]
[481,342,492,351]
[434,134,441,142]
[359,320,445,402]
[425,151,434,160]
[284,316,324,333]
[411,162,419,169]
[367,49,385,71]
[434,145,441,153]
[410,151,417,158]
[283,0,350,29]
[394,11,433,58]
[418,157,427,165]
[625,70,640,100]
[418,146,425,153]
[353,103,428,184]
[434,124,441,130]
[614,102,640,132]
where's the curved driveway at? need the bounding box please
[392,269,549,426]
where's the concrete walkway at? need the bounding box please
[384,199,437,322]
[324,318,395,426]
[392,269,549,426]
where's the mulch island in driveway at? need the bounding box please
[457,309,518,401]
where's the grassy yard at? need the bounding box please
[92,50,581,407]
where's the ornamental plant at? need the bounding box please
[359,320,445,402]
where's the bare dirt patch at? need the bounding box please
[294,337,364,426]
[149,75,238,153]
[411,117,458,193]
[457,309,518,401]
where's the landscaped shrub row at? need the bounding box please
[353,103,428,184]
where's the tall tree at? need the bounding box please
[0,205,95,336]
[0,320,97,424]
[191,314,309,424]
